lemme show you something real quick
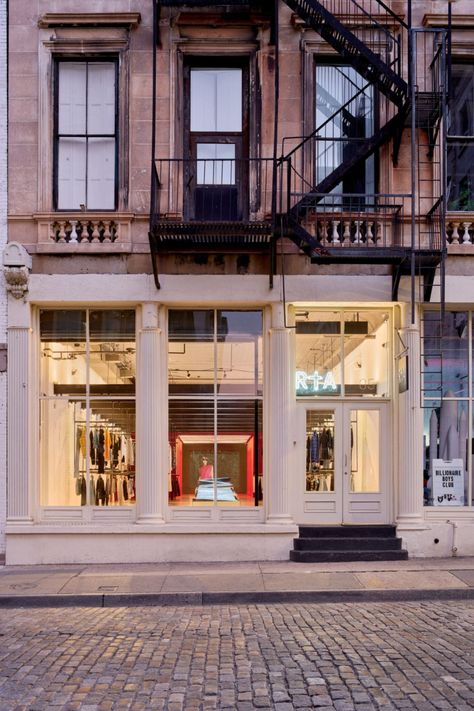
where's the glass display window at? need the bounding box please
[422,309,474,508]
[39,309,136,508]
[168,309,263,507]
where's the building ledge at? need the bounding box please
[38,12,141,30]
[6,522,298,535]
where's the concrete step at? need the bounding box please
[293,536,403,551]
[290,549,409,563]
[298,525,397,538]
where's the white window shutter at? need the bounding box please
[58,63,86,135]
[57,138,86,209]
[88,63,116,135]
[87,138,115,209]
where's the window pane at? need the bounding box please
[306,410,335,492]
[447,142,474,211]
[315,64,374,200]
[168,310,214,396]
[190,69,242,132]
[89,310,136,395]
[196,144,235,185]
[343,311,389,397]
[87,62,116,134]
[58,62,86,135]
[216,310,263,396]
[449,65,474,137]
[295,311,342,396]
[350,409,380,492]
[89,400,136,506]
[40,399,86,506]
[57,138,86,209]
[216,400,262,506]
[86,138,115,209]
[40,311,87,395]
[88,311,136,393]
[423,402,469,507]
[423,312,469,398]
[168,399,215,505]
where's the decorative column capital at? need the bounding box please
[3,243,32,301]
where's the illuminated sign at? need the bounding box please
[296,370,339,396]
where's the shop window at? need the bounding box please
[423,311,473,507]
[184,60,248,221]
[168,309,263,507]
[447,64,474,211]
[40,309,135,507]
[295,309,389,398]
[315,63,375,205]
[54,60,118,210]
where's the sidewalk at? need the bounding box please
[1,557,474,606]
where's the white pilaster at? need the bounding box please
[397,310,425,529]
[267,303,293,524]
[136,303,165,524]
[7,301,31,522]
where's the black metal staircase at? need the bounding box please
[284,0,408,107]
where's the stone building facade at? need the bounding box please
[5,0,474,564]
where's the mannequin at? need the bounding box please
[198,456,214,480]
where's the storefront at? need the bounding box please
[4,269,474,564]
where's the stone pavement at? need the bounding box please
[0,557,474,606]
[0,600,473,710]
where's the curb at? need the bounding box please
[0,587,473,607]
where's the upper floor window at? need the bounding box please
[448,63,474,211]
[315,63,375,205]
[184,59,248,221]
[54,60,118,211]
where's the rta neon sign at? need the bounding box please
[295,370,338,394]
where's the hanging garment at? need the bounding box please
[96,475,106,506]
[79,475,87,506]
[112,439,120,468]
[89,430,95,465]
[123,477,129,501]
[310,430,319,464]
[320,429,331,460]
[90,475,96,506]
[79,427,86,459]
[306,436,311,470]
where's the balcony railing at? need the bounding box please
[151,158,274,227]
[284,192,441,252]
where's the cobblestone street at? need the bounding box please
[0,601,473,710]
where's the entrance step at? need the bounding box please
[293,536,403,551]
[290,525,408,562]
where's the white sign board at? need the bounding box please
[432,459,465,506]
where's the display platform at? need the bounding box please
[193,477,238,502]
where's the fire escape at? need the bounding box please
[149,0,448,323]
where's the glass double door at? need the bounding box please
[301,402,389,524]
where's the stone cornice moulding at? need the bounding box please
[423,14,474,29]
[38,12,141,30]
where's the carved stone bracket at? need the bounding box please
[3,242,32,300]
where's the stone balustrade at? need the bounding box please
[33,213,135,251]
[307,217,386,246]
[446,216,474,246]
[49,218,118,243]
